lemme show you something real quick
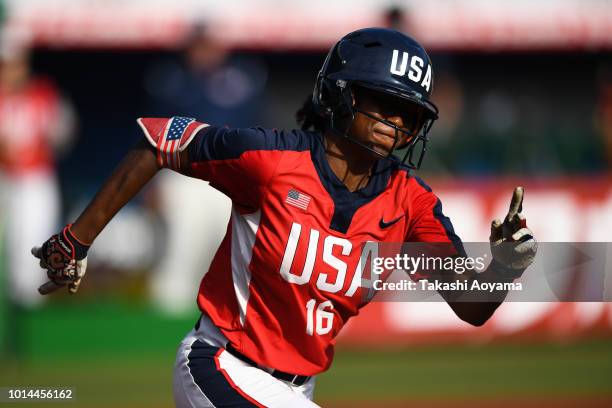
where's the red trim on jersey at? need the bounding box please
[214,349,267,408]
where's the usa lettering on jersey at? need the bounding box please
[278,222,401,336]
[389,49,432,93]
[279,222,381,297]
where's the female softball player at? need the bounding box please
[32,28,536,407]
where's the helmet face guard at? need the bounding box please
[313,28,438,170]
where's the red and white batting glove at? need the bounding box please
[32,224,90,295]
[489,187,538,279]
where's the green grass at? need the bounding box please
[0,302,610,407]
[0,215,8,357]
[315,341,612,403]
[13,300,200,358]
[2,354,174,408]
[0,301,192,407]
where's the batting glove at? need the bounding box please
[32,224,90,295]
[489,187,538,279]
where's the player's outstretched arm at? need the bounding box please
[71,139,161,243]
[32,139,162,294]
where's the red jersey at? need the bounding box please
[0,78,63,176]
[180,125,463,376]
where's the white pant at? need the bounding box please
[173,314,320,408]
[1,172,60,307]
[149,172,231,315]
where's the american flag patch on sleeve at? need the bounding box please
[285,189,311,210]
[137,116,208,170]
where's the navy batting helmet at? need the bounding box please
[312,28,438,169]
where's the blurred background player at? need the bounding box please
[0,32,75,307]
[144,25,267,314]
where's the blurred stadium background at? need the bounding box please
[0,0,611,407]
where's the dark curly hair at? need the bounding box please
[295,95,327,133]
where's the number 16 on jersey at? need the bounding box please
[305,299,334,335]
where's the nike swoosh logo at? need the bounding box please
[379,214,405,229]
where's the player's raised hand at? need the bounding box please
[32,224,90,295]
[490,187,537,276]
